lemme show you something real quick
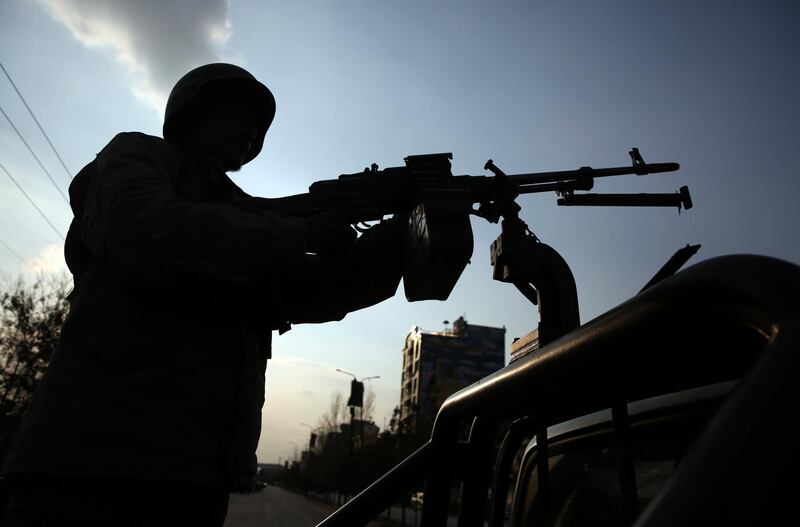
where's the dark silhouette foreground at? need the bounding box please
[0,63,403,526]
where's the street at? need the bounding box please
[223,486,391,527]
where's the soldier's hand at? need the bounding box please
[305,211,357,257]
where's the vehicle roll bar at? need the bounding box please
[319,255,800,527]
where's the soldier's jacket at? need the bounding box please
[2,132,403,490]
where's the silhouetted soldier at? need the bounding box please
[0,63,404,526]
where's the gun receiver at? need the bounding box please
[234,148,689,301]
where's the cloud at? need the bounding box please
[270,355,341,372]
[27,243,68,274]
[37,0,233,112]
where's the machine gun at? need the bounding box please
[235,148,691,303]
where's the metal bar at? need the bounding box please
[612,403,639,522]
[556,192,688,209]
[316,442,432,527]
[536,425,550,525]
[488,418,535,527]
[457,418,497,527]
[640,244,701,292]
[420,420,459,527]
[428,255,796,452]
[508,447,536,525]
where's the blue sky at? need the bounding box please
[1,0,797,463]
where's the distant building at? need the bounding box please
[399,316,505,432]
[349,419,379,450]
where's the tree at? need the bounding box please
[0,275,70,462]
[362,386,376,422]
[316,390,348,436]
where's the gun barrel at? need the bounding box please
[507,162,679,186]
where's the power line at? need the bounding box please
[0,104,69,204]
[0,160,66,241]
[0,62,72,183]
[0,237,35,272]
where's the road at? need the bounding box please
[223,486,391,527]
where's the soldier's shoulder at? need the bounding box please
[94,132,184,168]
[100,131,174,153]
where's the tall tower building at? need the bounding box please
[399,316,505,432]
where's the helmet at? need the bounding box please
[163,63,276,164]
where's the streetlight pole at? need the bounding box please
[335,369,380,454]
[335,368,357,380]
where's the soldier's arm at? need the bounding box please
[281,216,405,324]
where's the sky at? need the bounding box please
[0,0,798,464]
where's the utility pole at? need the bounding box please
[335,369,380,454]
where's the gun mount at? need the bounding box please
[474,151,690,354]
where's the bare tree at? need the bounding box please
[0,274,70,461]
[316,391,348,435]
[362,386,376,422]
